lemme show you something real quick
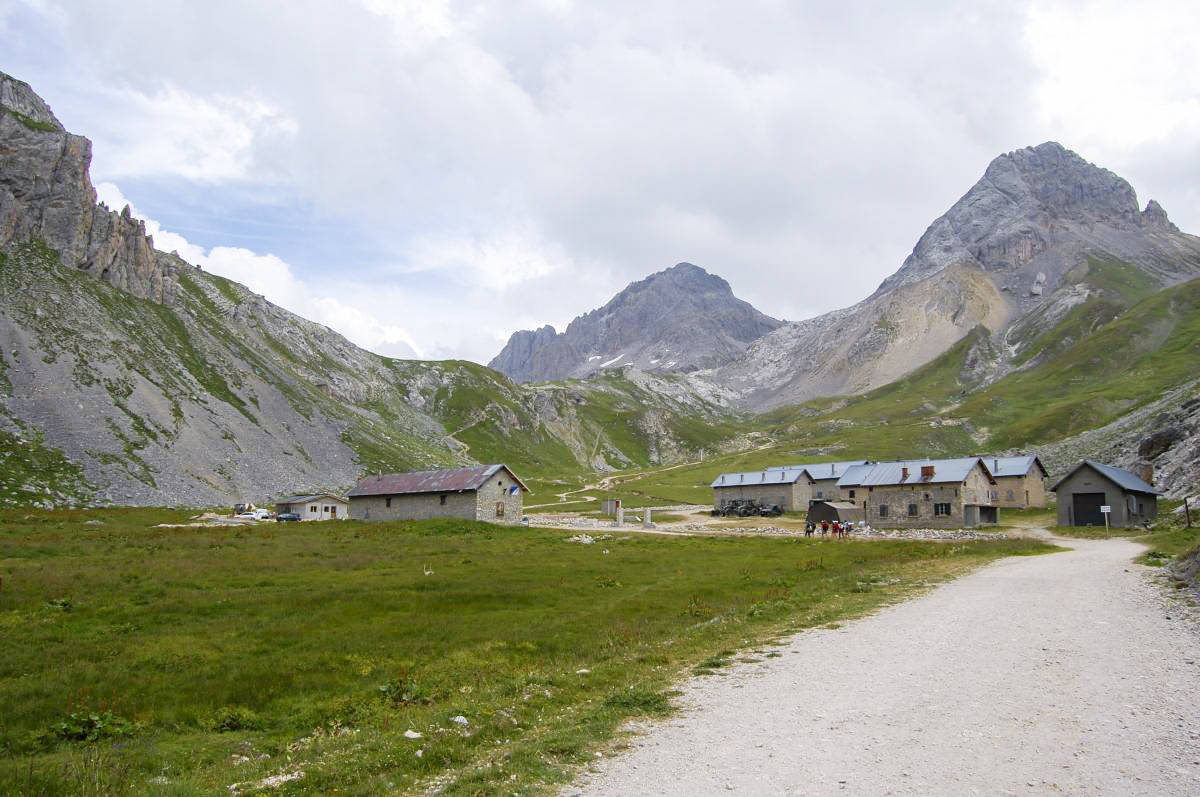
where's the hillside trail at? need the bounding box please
[565,531,1200,796]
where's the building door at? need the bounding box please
[964,505,978,527]
[1072,492,1106,526]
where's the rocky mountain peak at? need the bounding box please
[0,72,63,131]
[1142,199,1178,232]
[489,262,781,383]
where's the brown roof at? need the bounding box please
[348,464,528,498]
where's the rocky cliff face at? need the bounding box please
[714,142,1200,409]
[489,262,782,382]
[0,74,741,506]
[0,74,176,303]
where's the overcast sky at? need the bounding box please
[3,0,1199,363]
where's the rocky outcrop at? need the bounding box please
[489,263,781,382]
[712,142,1200,409]
[0,72,176,303]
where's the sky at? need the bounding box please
[2,0,1199,364]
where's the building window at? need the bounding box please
[310,505,318,513]
[908,503,918,517]
[1007,490,1015,501]
[385,498,391,508]
[440,495,447,505]
[495,501,504,518]
[934,503,951,516]
[879,504,889,518]
[816,490,823,499]
[990,490,998,500]
[923,492,930,501]
[848,489,855,499]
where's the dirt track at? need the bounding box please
[567,535,1200,796]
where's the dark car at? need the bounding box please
[276,512,301,522]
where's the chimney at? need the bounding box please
[832,463,838,476]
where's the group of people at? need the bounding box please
[804,518,854,538]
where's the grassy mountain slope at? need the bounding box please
[0,240,745,505]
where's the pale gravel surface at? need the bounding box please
[567,535,1200,796]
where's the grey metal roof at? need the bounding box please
[350,464,529,497]
[711,468,808,489]
[837,457,991,487]
[766,460,868,480]
[981,455,1046,478]
[1049,460,1161,495]
[836,463,875,487]
[276,494,347,505]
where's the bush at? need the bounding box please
[204,705,265,732]
[43,711,133,744]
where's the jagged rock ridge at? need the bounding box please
[489,262,782,382]
[714,142,1200,410]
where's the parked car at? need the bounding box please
[236,509,272,520]
[276,512,301,522]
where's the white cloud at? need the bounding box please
[13,1,1200,366]
[1024,0,1200,155]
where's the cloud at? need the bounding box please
[13,1,1200,365]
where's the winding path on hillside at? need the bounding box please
[566,534,1200,796]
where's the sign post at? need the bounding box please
[1100,505,1111,532]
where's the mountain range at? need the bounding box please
[2,70,1198,505]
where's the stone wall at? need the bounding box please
[473,470,524,524]
[863,467,997,528]
[991,474,1048,508]
[350,490,478,522]
[714,483,801,511]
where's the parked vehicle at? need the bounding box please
[276,512,301,522]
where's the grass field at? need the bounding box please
[0,508,1054,796]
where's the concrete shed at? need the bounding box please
[1050,460,1160,528]
[275,494,349,520]
[349,464,528,524]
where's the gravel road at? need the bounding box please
[568,535,1200,796]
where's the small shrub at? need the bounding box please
[378,678,431,706]
[45,597,73,612]
[43,711,133,744]
[204,705,265,732]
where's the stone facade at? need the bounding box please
[714,482,804,511]
[1052,464,1157,529]
[349,468,524,524]
[990,472,1048,509]
[861,464,997,528]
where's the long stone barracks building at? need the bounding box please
[981,455,1049,508]
[836,458,999,528]
[1050,460,1160,528]
[349,464,528,524]
[711,467,809,511]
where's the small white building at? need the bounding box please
[275,494,349,520]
